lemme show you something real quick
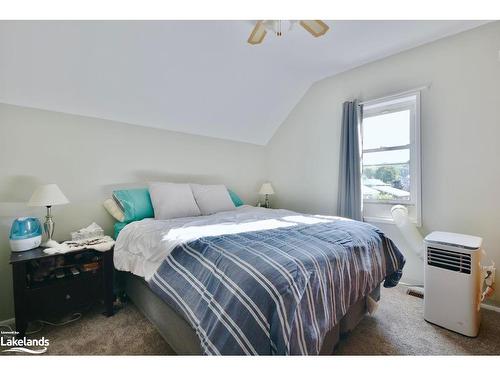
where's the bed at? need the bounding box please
[114,205,404,355]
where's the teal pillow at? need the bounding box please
[228,189,244,207]
[113,188,154,223]
[114,222,128,240]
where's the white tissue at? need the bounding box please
[71,222,104,241]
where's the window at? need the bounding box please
[361,92,421,225]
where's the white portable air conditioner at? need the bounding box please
[424,231,482,337]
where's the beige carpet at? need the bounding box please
[335,286,500,355]
[2,286,500,355]
[1,303,174,355]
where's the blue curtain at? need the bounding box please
[337,100,362,221]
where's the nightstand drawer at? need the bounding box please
[26,271,103,319]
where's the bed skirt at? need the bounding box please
[120,271,380,355]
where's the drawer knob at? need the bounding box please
[65,294,71,300]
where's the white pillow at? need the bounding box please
[149,182,201,220]
[190,184,235,215]
[103,198,125,222]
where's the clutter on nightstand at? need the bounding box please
[26,251,103,287]
[71,222,105,241]
[43,223,114,255]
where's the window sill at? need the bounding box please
[363,216,395,225]
[363,200,415,206]
[363,216,422,227]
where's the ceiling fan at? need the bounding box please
[247,20,330,45]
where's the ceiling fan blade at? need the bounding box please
[247,21,267,45]
[299,20,329,37]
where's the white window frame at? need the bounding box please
[360,91,422,226]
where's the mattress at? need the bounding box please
[114,206,404,355]
[122,271,381,355]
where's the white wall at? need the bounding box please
[0,103,266,320]
[2,21,500,322]
[267,21,500,299]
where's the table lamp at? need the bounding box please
[28,184,69,248]
[259,182,275,209]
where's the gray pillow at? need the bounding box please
[190,184,236,215]
[149,182,201,220]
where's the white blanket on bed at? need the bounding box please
[113,205,338,280]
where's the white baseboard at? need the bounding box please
[481,302,500,313]
[401,282,500,314]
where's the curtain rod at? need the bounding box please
[358,84,431,106]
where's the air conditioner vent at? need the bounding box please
[427,246,471,274]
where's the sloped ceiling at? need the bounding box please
[0,20,488,145]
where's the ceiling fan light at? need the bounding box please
[248,21,267,45]
[299,20,330,37]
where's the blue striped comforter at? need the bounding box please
[148,219,404,355]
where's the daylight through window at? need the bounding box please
[361,92,421,223]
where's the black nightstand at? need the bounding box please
[10,246,114,337]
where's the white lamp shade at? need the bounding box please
[259,182,275,195]
[28,184,69,207]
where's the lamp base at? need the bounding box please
[41,239,61,248]
[264,194,271,209]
